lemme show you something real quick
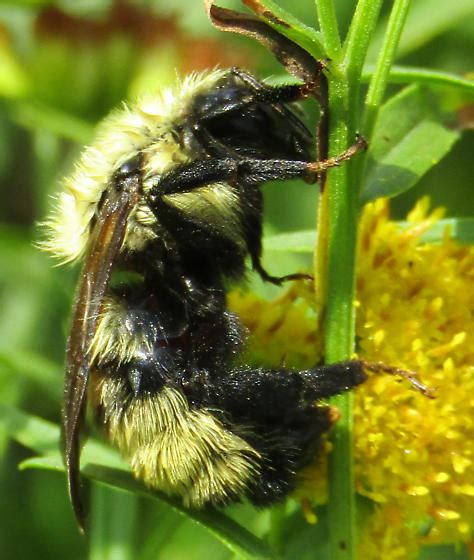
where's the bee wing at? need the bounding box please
[64,174,141,531]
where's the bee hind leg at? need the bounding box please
[196,361,366,505]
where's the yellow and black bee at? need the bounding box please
[42,66,367,529]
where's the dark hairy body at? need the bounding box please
[58,68,366,528]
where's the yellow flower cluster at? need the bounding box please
[228,280,321,369]
[356,198,474,558]
[228,198,474,558]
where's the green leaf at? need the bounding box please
[362,65,474,94]
[0,403,59,455]
[24,460,279,560]
[89,484,139,560]
[263,230,315,252]
[20,455,64,471]
[398,0,474,57]
[13,102,94,143]
[361,85,460,202]
[0,403,124,468]
[417,544,470,560]
[368,0,474,59]
[361,120,458,202]
[138,504,189,560]
[5,405,277,560]
[241,0,325,60]
[263,217,474,256]
[376,89,448,145]
[399,217,474,244]
[90,466,279,560]
[280,506,329,560]
[0,350,62,400]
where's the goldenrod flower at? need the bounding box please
[228,197,474,558]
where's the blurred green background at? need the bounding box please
[0,1,472,559]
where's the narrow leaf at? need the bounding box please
[361,84,460,202]
[0,403,60,455]
[0,351,62,400]
[399,217,474,244]
[0,403,124,468]
[367,85,443,161]
[241,0,325,58]
[89,484,139,560]
[6,405,277,560]
[361,119,458,202]
[20,455,64,471]
[263,217,474,256]
[368,0,474,60]
[23,459,279,560]
[362,65,474,94]
[13,102,94,143]
[397,0,474,57]
[264,230,315,252]
[85,465,279,560]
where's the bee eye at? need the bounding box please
[115,154,142,182]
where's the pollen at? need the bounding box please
[433,472,450,483]
[406,485,429,496]
[434,508,460,521]
[373,329,386,346]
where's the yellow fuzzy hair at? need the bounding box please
[40,69,228,263]
[163,183,245,244]
[96,377,260,505]
[89,297,154,366]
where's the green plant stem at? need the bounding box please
[343,0,384,134]
[316,2,395,558]
[323,74,358,560]
[320,3,413,559]
[315,0,341,57]
[363,0,412,139]
[324,82,356,359]
[313,5,361,560]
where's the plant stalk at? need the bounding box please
[315,0,342,57]
[363,0,412,138]
[323,72,358,560]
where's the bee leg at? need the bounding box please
[232,138,367,184]
[229,66,318,103]
[191,68,317,125]
[198,360,366,505]
[148,144,364,285]
[150,135,365,200]
[214,360,366,410]
[250,259,313,286]
[229,66,266,90]
[191,68,316,154]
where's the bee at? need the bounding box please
[42,66,369,530]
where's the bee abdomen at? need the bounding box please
[96,378,260,505]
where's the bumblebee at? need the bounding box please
[43,67,367,529]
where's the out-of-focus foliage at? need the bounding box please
[0,1,472,559]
